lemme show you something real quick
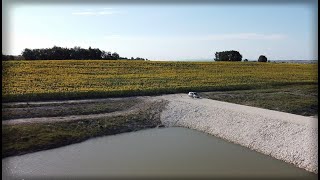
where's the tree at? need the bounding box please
[135,57,145,60]
[214,50,242,61]
[22,48,36,60]
[2,53,14,61]
[102,51,112,60]
[244,59,248,62]
[258,55,267,62]
[111,52,120,60]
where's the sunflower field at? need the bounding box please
[2,60,318,101]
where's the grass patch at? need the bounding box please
[200,84,318,116]
[2,100,166,158]
[2,98,167,158]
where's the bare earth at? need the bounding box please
[2,94,318,173]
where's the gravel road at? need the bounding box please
[2,97,161,125]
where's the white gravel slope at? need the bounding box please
[156,94,318,173]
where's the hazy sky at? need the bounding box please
[3,3,317,60]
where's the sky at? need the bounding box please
[2,2,317,61]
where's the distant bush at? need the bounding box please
[244,59,248,62]
[258,55,268,62]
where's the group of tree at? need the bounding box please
[214,50,268,62]
[5,46,148,61]
[4,48,270,62]
[214,50,243,61]
[2,54,25,61]
[20,46,125,60]
[130,57,148,61]
[2,54,15,61]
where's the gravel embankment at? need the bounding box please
[155,94,318,174]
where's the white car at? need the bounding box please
[188,92,200,98]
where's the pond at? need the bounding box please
[2,127,316,179]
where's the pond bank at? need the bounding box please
[157,94,318,174]
[2,94,318,174]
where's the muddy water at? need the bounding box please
[2,127,316,179]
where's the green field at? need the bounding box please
[2,60,318,102]
[200,84,318,116]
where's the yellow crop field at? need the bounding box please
[2,60,318,101]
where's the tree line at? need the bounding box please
[22,46,122,60]
[2,54,24,61]
[214,50,268,62]
[2,46,149,61]
[3,47,268,62]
